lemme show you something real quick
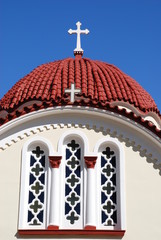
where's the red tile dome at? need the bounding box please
[0,57,159,115]
[1,57,161,137]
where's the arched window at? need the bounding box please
[60,137,84,229]
[95,138,125,231]
[47,131,88,230]
[19,135,125,236]
[19,138,51,229]
[100,146,118,227]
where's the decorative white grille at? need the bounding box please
[101,147,117,226]
[27,146,46,226]
[64,140,81,225]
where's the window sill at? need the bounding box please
[18,229,125,236]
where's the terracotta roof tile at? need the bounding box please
[0,57,160,131]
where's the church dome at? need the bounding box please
[0,57,159,114]
[0,57,161,138]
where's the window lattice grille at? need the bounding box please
[65,140,81,225]
[101,147,117,226]
[27,146,46,226]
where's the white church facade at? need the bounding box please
[0,22,161,240]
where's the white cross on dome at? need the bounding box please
[68,21,89,56]
[65,83,81,102]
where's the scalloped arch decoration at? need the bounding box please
[0,122,161,173]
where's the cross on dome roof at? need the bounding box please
[68,21,89,56]
[0,59,160,138]
[65,83,81,102]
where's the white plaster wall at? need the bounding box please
[123,144,161,240]
[0,114,161,240]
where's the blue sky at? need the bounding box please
[0,0,161,111]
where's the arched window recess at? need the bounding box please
[48,130,97,230]
[18,137,53,230]
[94,138,125,231]
[18,134,125,237]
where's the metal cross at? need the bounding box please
[65,83,81,102]
[68,21,89,54]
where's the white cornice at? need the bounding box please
[111,101,161,130]
[0,106,160,142]
[0,106,161,172]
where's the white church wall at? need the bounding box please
[124,147,161,240]
[0,110,161,240]
[0,107,160,162]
